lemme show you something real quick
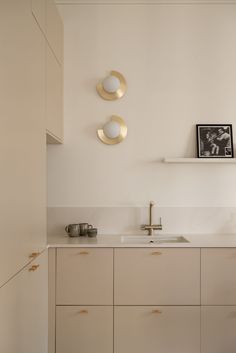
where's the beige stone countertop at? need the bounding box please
[47,233,236,248]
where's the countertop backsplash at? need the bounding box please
[47,207,236,237]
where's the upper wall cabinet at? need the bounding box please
[31,0,46,34]
[46,0,63,65]
[46,44,63,143]
[45,0,63,143]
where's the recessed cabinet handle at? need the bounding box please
[152,309,162,314]
[29,252,40,258]
[78,251,89,255]
[78,310,88,314]
[150,251,162,256]
[29,264,40,272]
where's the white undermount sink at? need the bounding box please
[121,235,189,244]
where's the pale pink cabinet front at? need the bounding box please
[56,306,113,353]
[114,306,200,353]
[201,248,236,305]
[56,248,113,305]
[201,306,236,353]
[114,248,200,305]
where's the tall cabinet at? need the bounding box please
[0,0,63,352]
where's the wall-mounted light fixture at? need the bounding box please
[96,71,127,101]
[97,116,127,145]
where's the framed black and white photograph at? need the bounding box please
[196,124,234,158]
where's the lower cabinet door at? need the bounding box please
[201,306,236,353]
[0,251,48,353]
[56,306,113,353]
[114,306,200,353]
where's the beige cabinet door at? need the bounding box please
[31,0,46,34]
[114,248,200,305]
[0,0,46,286]
[46,0,63,64]
[114,306,200,353]
[56,306,113,353]
[201,306,236,353]
[0,251,48,353]
[201,248,236,305]
[56,248,113,305]
[46,44,63,143]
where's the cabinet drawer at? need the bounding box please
[201,248,236,305]
[56,248,113,305]
[56,306,113,353]
[114,248,200,305]
[114,306,200,353]
[201,306,236,353]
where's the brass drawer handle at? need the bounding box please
[78,251,89,255]
[150,251,162,256]
[29,264,40,272]
[29,252,40,259]
[78,310,88,314]
[152,309,162,314]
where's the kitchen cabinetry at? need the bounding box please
[201,306,236,353]
[32,0,46,34]
[46,44,63,144]
[115,306,200,353]
[114,248,200,305]
[46,0,63,143]
[55,248,113,353]
[0,0,46,288]
[0,251,48,353]
[52,246,236,353]
[56,248,113,305]
[56,306,113,353]
[201,249,236,353]
[31,0,63,143]
[53,247,201,353]
[201,248,236,305]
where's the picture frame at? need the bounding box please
[196,124,234,158]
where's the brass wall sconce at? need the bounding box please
[96,71,127,100]
[97,116,127,145]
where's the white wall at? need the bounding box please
[48,3,236,207]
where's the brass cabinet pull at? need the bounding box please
[150,251,162,256]
[29,252,40,258]
[29,264,40,272]
[78,251,89,255]
[78,310,88,314]
[152,309,162,314]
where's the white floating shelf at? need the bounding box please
[163,158,236,164]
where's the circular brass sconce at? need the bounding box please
[96,71,127,101]
[97,116,128,145]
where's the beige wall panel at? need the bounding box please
[46,0,63,64]
[46,44,63,142]
[201,248,236,305]
[0,251,48,353]
[56,248,113,304]
[31,0,46,34]
[56,306,113,353]
[114,306,200,353]
[114,248,200,305]
[201,306,236,353]
[0,0,46,287]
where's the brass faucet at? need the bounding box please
[141,201,162,235]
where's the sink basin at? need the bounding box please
[121,235,189,244]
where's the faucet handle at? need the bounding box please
[140,224,147,230]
